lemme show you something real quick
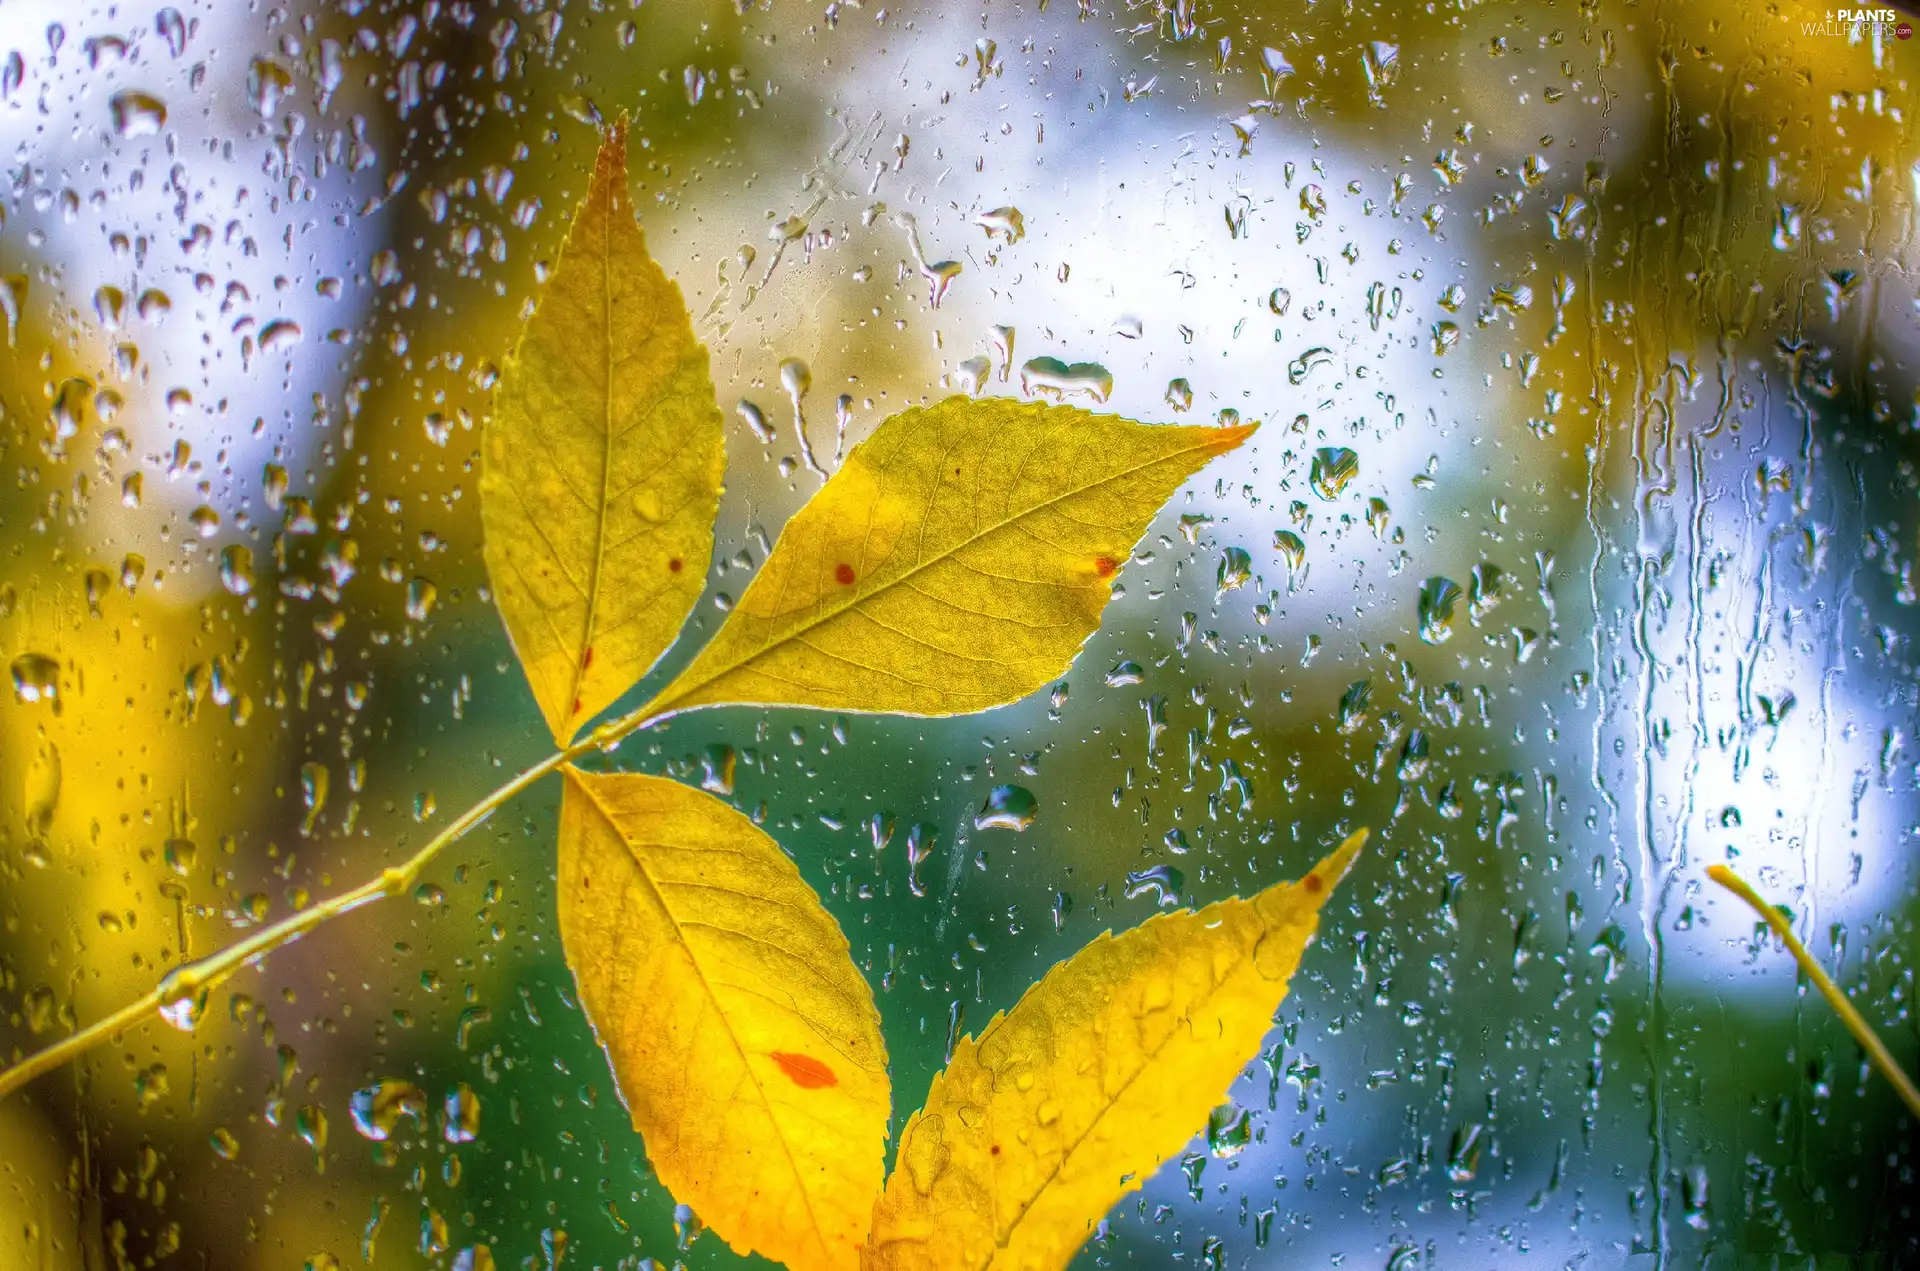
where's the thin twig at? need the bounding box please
[0,701,663,1103]
[1707,863,1920,1122]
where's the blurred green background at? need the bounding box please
[1,0,1916,1267]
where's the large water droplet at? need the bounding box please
[1020,357,1112,403]
[444,1083,482,1142]
[1309,447,1359,500]
[350,1080,427,1141]
[1206,1104,1251,1158]
[1216,547,1252,596]
[1446,1122,1485,1182]
[975,206,1024,243]
[220,545,254,595]
[11,653,61,706]
[974,785,1037,832]
[1287,346,1333,385]
[109,89,166,136]
[248,57,295,118]
[1417,576,1462,644]
[1124,864,1183,905]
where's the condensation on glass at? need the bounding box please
[0,1,1914,1268]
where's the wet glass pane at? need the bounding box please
[1,2,1915,1269]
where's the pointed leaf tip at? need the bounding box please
[656,396,1256,720]
[481,118,725,744]
[866,824,1356,1271]
[1310,827,1368,896]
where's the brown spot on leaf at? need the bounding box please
[834,563,856,586]
[770,1051,838,1089]
[1302,872,1323,894]
[668,557,684,573]
[1094,556,1119,579]
[581,646,594,672]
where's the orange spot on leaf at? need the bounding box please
[1094,556,1119,579]
[770,1051,838,1089]
[668,557,684,573]
[834,563,856,586]
[581,646,594,672]
[1302,872,1323,894]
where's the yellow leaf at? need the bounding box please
[482,121,725,745]
[650,398,1255,717]
[557,767,889,1271]
[864,830,1367,1271]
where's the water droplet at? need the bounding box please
[25,740,60,837]
[923,259,962,308]
[974,784,1037,832]
[1273,529,1307,577]
[109,89,166,136]
[136,289,171,323]
[1362,41,1400,96]
[1020,357,1112,402]
[350,1080,427,1141]
[1267,287,1292,316]
[1548,193,1587,239]
[1105,660,1144,687]
[247,57,295,118]
[24,985,56,1033]
[1417,576,1462,644]
[295,1104,329,1161]
[1206,1104,1251,1158]
[1468,562,1505,623]
[210,1127,240,1160]
[406,578,437,622]
[259,318,303,351]
[444,1083,481,1142]
[1287,346,1333,385]
[952,355,991,395]
[0,274,25,347]
[1124,864,1183,905]
[1165,378,1193,411]
[93,285,126,330]
[1216,547,1252,596]
[11,653,61,706]
[155,8,188,58]
[1772,203,1802,252]
[736,398,774,444]
[1337,679,1373,734]
[220,545,254,595]
[300,762,330,835]
[560,93,603,127]
[974,206,1024,243]
[164,837,196,876]
[452,1247,498,1271]
[700,744,737,795]
[1310,447,1359,499]
[1446,1122,1485,1182]
[159,985,209,1031]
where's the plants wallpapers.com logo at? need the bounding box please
[1803,8,1915,37]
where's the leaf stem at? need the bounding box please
[1706,863,1920,1122]
[0,701,664,1103]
